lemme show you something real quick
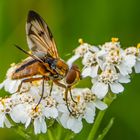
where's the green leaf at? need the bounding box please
[96,117,115,140]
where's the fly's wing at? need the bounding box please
[26,10,59,58]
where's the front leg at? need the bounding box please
[54,80,66,88]
[15,77,49,93]
[54,80,77,108]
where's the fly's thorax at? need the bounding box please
[55,58,69,77]
[44,57,68,79]
[65,65,81,86]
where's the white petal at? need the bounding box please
[118,75,130,83]
[4,79,21,93]
[82,67,92,78]
[84,107,95,123]
[44,107,58,118]
[57,104,68,113]
[10,104,28,124]
[86,102,96,110]
[0,114,5,127]
[70,119,83,133]
[50,107,58,118]
[94,99,108,110]
[34,118,41,134]
[67,54,80,68]
[60,113,69,128]
[25,117,31,128]
[97,50,107,57]
[4,116,12,128]
[110,83,124,93]
[91,46,99,52]
[124,55,136,67]
[30,86,39,96]
[67,118,75,129]
[90,65,99,78]
[118,63,132,76]
[92,82,108,99]
[118,64,129,76]
[134,61,140,73]
[40,118,47,133]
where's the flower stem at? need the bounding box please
[14,126,31,140]
[48,129,55,140]
[87,93,116,140]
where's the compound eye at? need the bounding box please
[66,69,76,84]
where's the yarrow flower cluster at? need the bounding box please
[68,38,140,99]
[0,65,107,134]
[0,38,139,135]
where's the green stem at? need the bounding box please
[14,126,31,140]
[56,125,62,140]
[48,129,55,140]
[87,93,116,140]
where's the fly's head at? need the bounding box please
[65,65,81,86]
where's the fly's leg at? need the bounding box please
[34,76,45,110]
[54,81,71,112]
[65,87,72,114]
[54,80,66,88]
[54,81,77,104]
[54,80,76,114]
[69,88,77,104]
[49,81,53,96]
[15,77,44,93]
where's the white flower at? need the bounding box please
[24,104,47,134]
[0,65,30,94]
[67,43,90,68]
[58,88,107,133]
[82,88,107,123]
[97,39,136,76]
[10,103,29,124]
[0,78,21,93]
[75,43,91,57]
[0,98,12,128]
[91,67,129,99]
[125,46,140,73]
[134,61,140,73]
[41,96,58,119]
[120,51,136,75]
[67,41,98,68]
[57,99,84,133]
[101,38,120,52]
[102,49,135,76]
[82,51,101,78]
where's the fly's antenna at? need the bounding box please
[14,44,44,64]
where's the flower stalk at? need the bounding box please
[87,93,116,140]
[14,126,31,140]
[48,129,55,140]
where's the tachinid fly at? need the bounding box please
[12,10,81,112]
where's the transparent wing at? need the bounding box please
[26,10,59,58]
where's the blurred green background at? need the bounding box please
[0,0,140,140]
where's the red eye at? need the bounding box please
[66,69,76,85]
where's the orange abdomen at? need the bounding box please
[12,59,46,79]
